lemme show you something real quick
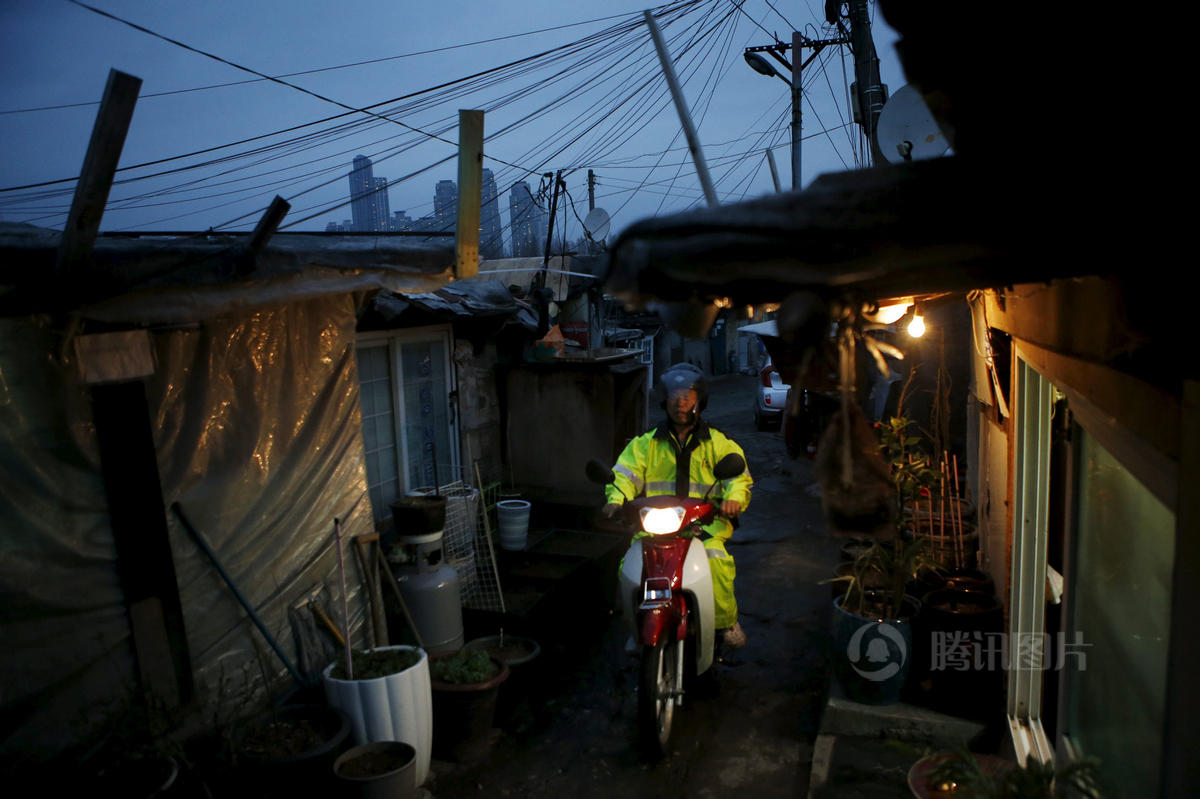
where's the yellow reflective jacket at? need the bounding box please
[604,421,752,541]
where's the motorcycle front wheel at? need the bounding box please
[638,637,680,759]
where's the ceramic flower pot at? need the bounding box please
[831,593,920,705]
[428,652,509,762]
[462,635,541,727]
[235,704,352,794]
[333,740,419,799]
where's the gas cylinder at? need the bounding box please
[392,530,464,654]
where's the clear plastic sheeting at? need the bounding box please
[0,294,376,762]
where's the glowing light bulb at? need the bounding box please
[907,312,925,338]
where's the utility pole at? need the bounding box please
[847,0,887,165]
[745,32,849,190]
[790,31,802,190]
[541,170,563,270]
[587,169,596,211]
[645,9,718,207]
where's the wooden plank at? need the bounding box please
[56,69,142,279]
[127,598,178,707]
[247,196,290,254]
[455,110,483,279]
[92,380,193,707]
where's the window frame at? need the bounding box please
[1007,351,1057,765]
[356,324,458,522]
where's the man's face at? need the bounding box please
[666,388,699,425]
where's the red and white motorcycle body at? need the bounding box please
[587,451,744,758]
[617,495,719,757]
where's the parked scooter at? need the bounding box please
[586,453,746,758]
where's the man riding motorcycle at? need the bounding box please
[602,363,753,649]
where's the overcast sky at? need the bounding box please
[0,0,905,246]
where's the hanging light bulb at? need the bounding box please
[862,298,912,325]
[907,304,926,338]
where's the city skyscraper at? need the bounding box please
[434,180,457,234]
[480,169,504,259]
[372,176,391,226]
[349,155,389,232]
[508,181,545,257]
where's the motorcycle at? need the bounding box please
[586,453,746,758]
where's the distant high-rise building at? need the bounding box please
[392,210,412,231]
[434,180,458,234]
[508,181,545,257]
[373,176,391,226]
[349,155,390,232]
[480,169,504,259]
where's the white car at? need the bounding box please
[754,361,790,430]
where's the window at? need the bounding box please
[1060,426,1174,796]
[356,327,457,523]
[1009,349,1176,794]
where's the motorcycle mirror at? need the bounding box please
[712,453,746,481]
[585,459,616,485]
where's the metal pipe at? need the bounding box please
[171,502,307,687]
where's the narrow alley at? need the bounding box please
[426,373,843,798]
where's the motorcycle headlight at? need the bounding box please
[640,506,686,535]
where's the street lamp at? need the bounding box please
[743,33,802,190]
[744,51,786,81]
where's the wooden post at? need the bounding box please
[247,196,290,254]
[455,110,483,279]
[56,69,142,279]
[765,149,782,192]
[238,195,290,275]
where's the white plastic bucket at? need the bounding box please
[497,499,531,550]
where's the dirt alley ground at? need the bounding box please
[426,372,844,799]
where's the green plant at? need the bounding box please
[829,536,939,619]
[877,415,940,508]
[329,648,422,680]
[431,648,498,685]
[926,746,1102,798]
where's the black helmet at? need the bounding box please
[657,363,708,411]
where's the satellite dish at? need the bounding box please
[876,84,950,164]
[583,207,611,241]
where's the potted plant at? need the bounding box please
[333,740,418,797]
[62,688,187,797]
[878,415,941,510]
[234,703,352,793]
[462,632,541,727]
[879,415,978,571]
[828,536,937,704]
[428,647,509,762]
[322,645,433,787]
[909,746,1102,798]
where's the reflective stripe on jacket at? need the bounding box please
[605,421,752,541]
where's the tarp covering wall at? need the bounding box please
[0,293,375,762]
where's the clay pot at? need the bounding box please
[391,495,447,535]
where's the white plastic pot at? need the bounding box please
[321,645,433,787]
